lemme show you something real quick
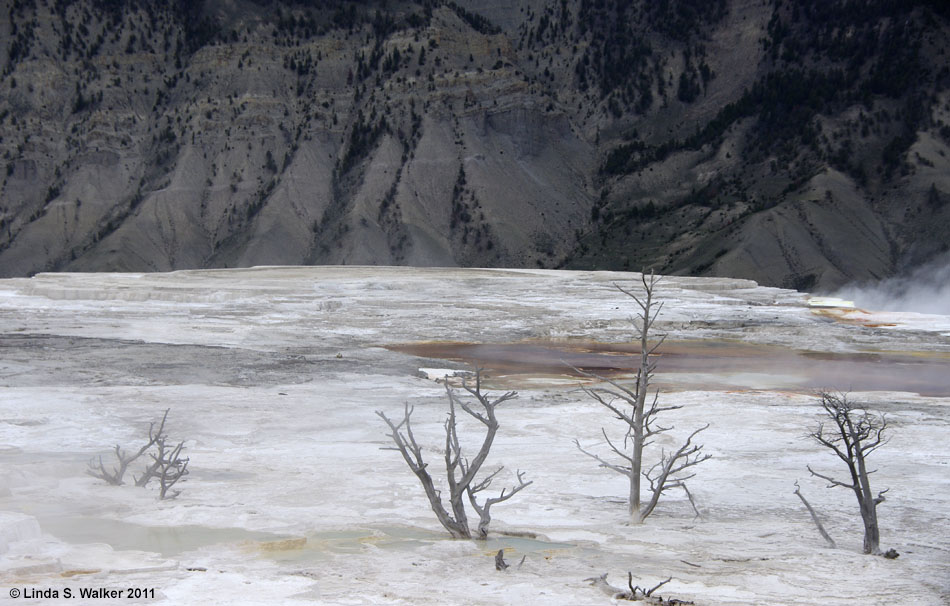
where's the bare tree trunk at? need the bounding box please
[630,282,650,521]
[859,499,881,555]
[855,448,883,555]
[494,549,508,571]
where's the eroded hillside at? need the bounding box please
[1,0,948,288]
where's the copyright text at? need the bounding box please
[9,587,156,599]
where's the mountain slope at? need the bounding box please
[1,0,948,289]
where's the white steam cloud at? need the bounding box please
[832,252,950,315]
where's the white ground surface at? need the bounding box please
[0,266,947,605]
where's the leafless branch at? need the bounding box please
[639,425,711,520]
[793,481,836,548]
[469,469,533,539]
[874,488,889,505]
[602,428,635,463]
[574,438,631,475]
[806,464,856,490]
[681,483,702,519]
[645,577,672,597]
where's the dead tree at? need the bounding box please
[807,392,889,555]
[574,272,710,524]
[148,437,190,500]
[377,369,532,539]
[87,409,169,485]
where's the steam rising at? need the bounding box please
[832,252,950,315]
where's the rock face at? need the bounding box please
[1,0,948,288]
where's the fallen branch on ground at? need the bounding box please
[585,573,695,604]
[793,480,836,548]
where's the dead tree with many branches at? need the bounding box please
[136,434,190,500]
[87,409,169,486]
[807,391,890,555]
[87,409,190,500]
[574,272,710,524]
[377,369,531,539]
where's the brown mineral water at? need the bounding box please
[386,340,950,396]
